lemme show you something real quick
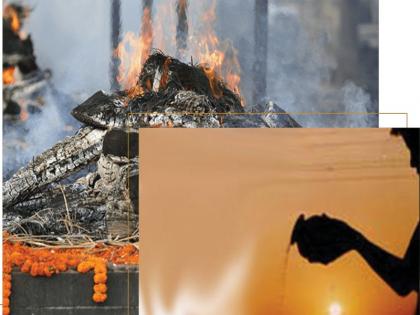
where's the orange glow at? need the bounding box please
[126,85,144,99]
[115,7,153,90]
[3,66,16,85]
[195,0,242,100]
[141,7,153,64]
[140,129,419,315]
[4,5,21,33]
[115,0,242,101]
[115,31,149,91]
[159,57,172,90]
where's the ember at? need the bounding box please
[3,4,26,34]
[3,66,16,85]
[2,3,52,121]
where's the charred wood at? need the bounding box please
[176,0,188,59]
[253,0,268,104]
[138,51,243,113]
[4,156,139,239]
[110,0,121,91]
[3,126,106,209]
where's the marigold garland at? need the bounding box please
[2,232,139,314]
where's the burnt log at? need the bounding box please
[4,159,139,239]
[138,51,243,113]
[3,69,51,105]
[4,130,139,239]
[3,184,108,238]
[3,4,39,74]
[3,126,106,209]
[110,0,122,91]
[253,0,268,104]
[176,0,188,59]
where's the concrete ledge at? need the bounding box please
[10,266,139,315]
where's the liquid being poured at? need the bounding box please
[278,244,291,312]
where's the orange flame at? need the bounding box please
[194,0,243,101]
[3,66,16,85]
[115,0,242,103]
[115,7,153,91]
[4,5,21,33]
[141,7,153,64]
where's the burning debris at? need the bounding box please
[3,3,52,120]
[74,51,300,128]
[3,50,299,242]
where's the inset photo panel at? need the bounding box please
[140,128,419,315]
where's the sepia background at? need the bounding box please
[140,128,418,315]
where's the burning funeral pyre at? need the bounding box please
[3,3,52,120]
[3,50,300,242]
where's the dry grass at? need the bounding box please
[3,232,139,250]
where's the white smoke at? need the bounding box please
[3,0,378,170]
[340,81,373,127]
[265,4,376,127]
[2,88,80,177]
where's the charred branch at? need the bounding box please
[3,127,106,209]
[176,0,189,59]
[110,0,122,91]
[253,0,268,104]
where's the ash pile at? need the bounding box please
[3,51,299,242]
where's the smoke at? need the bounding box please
[3,0,378,165]
[2,88,80,178]
[216,1,378,127]
[23,0,110,95]
[265,5,376,127]
[3,0,111,175]
[340,81,374,127]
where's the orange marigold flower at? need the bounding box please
[92,293,107,303]
[94,263,107,274]
[67,257,80,267]
[10,252,25,266]
[30,263,39,277]
[3,306,10,315]
[3,265,12,273]
[3,281,11,290]
[93,272,107,284]
[55,262,67,272]
[77,261,94,273]
[94,283,107,293]
[43,265,53,277]
[21,259,33,273]
[3,298,10,306]
[3,289,11,298]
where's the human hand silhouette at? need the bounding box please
[291,214,363,264]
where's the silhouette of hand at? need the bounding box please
[292,214,362,265]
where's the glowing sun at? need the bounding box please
[329,302,342,315]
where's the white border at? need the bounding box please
[379,0,420,127]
